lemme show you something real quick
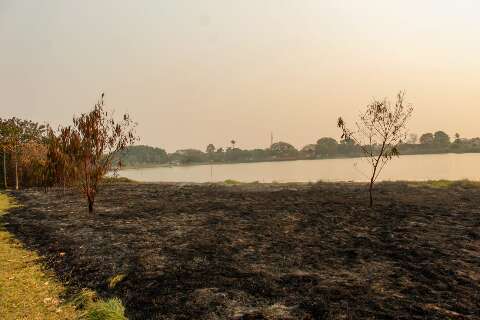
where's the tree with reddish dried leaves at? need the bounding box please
[45,126,77,191]
[67,93,137,213]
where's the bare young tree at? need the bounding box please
[69,93,137,213]
[337,91,413,207]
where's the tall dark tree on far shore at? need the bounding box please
[338,91,413,207]
[206,144,215,155]
[434,131,450,146]
[419,133,434,145]
[316,137,338,156]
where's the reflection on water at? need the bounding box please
[119,153,480,183]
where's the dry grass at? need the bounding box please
[0,192,79,319]
[107,274,126,289]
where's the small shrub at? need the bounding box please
[82,298,127,320]
[72,289,127,320]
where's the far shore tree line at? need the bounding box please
[119,130,473,167]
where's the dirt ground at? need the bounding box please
[3,182,480,319]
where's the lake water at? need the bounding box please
[119,153,480,183]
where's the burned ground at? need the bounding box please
[3,182,480,319]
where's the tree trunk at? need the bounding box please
[87,193,95,214]
[15,158,18,190]
[88,200,94,214]
[369,162,380,208]
[2,147,7,189]
[369,180,374,207]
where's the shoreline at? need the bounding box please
[119,150,480,170]
[102,179,480,190]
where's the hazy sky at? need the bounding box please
[1,1,479,152]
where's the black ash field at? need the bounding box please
[3,181,480,319]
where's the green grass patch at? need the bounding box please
[423,180,456,189]
[224,179,242,185]
[411,180,480,189]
